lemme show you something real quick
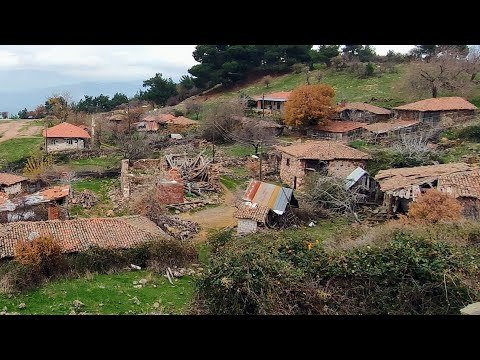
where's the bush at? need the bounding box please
[365,62,375,77]
[194,223,480,314]
[406,189,463,224]
[173,109,184,117]
[457,125,480,142]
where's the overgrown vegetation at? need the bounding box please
[194,222,480,315]
[0,137,43,169]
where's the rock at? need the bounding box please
[138,278,148,285]
[2,306,7,312]
[106,210,115,217]
[69,310,76,315]
[130,297,140,305]
[99,303,104,307]
[460,302,480,315]
[133,281,138,285]
[308,221,316,227]
[133,285,142,289]
[73,300,85,308]
[18,303,26,309]
[130,264,141,270]
[172,270,184,277]
[153,302,160,309]
[175,210,180,214]
[153,285,157,288]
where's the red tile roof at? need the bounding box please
[43,122,91,139]
[0,215,169,259]
[234,204,270,222]
[393,97,477,111]
[169,116,198,126]
[277,140,370,160]
[312,120,366,133]
[38,186,70,201]
[362,119,419,134]
[338,102,391,115]
[252,92,291,101]
[439,170,480,199]
[0,173,28,186]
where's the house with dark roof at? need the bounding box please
[234,179,298,234]
[374,162,480,218]
[276,140,370,189]
[0,173,28,195]
[0,215,170,259]
[336,102,392,122]
[308,120,366,140]
[392,97,477,123]
[252,92,291,114]
[43,122,91,152]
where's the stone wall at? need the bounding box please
[1,182,23,195]
[155,181,184,205]
[328,160,365,178]
[120,159,130,198]
[46,138,85,152]
[237,218,258,235]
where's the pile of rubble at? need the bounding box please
[69,190,100,209]
[154,215,199,240]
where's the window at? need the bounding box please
[52,139,57,145]
[286,158,290,166]
[66,139,73,145]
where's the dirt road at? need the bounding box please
[0,119,43,143]
[180,184,237,242]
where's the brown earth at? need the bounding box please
[0,119,43,143]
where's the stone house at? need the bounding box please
[0,173,28,195]
[0,185,70,223]
[336,102,391,122]
[43,122,91,152]
[276,140,370,189]
[392,97,477,124]
[374,162,480,218]
[308,120,366,140]
[362,119,420,141]
[234,179,298,235]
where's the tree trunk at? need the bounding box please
[471,72,477,82]
[432,84,438,98]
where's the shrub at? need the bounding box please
[407,189,463,224]
[365,62,375,77]
[194,223,480,315]
[457,125,480,142]
[173,109,184,117]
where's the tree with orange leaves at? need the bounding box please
[283,84,337,129]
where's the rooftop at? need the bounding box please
[277,140,370,161]
[242,179,293,215]
[362,119,419,134]
[0,215,169,259]
[252,92,291,101]
[43,122,91,139]
[393,97,477,112]
[312,120,365,133]
[0,173,28,187]
[234,204,270,222]
[338,102,391,115]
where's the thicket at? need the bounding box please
[194,224,480,315]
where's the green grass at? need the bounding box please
[0,137,43,167]
[440,141,480,163]
[219,175,242,190]
[0,270,193,315]
[63,155,122,171]
[71,178,118,201]
[218,143,255,157]
[284,219,347,241]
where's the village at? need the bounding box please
[1,44,480,315]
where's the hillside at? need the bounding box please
[182,63,480,111]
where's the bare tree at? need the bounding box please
[305,174,367,222]
[184,100,202,120]
[233,118,276,154]
[201,99,244,143]
[466,45,480,82]
[46,91,74,122]
[115,132,152,160]
[263,75,273,88]
[402,45,474,98]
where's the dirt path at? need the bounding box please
[0,119,43,143]
[180,184,237,242]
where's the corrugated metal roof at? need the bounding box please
[0,186,70,212]
[345,167,367,190]
[241,180,293,215]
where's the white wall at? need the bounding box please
[46,138,85,152]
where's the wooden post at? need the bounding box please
[44,120,48,153]
[259,141,262,181]
[262,93,265,118]
[212,132,215,164]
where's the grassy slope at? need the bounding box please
[0,270,193,315]
[0,137,43,167]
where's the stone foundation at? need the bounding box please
[237,218,258,234]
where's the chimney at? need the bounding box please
[48,202,60,220]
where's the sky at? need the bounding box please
[0,45,415,114]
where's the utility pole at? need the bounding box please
[258,141,262,181]
[212,131,215,164]
[44,119,48,153]
[262,93,265,118]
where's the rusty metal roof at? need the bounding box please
[0,186,70,212]
[242,179,293,215]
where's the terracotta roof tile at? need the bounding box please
[438,170,480,199]
[253,92,291,101]
[338,102,391,115]
[362,119,419,134]
[277,140,370,160]
[0,173,28,186]
[38,186,70,201]
[234,204,270,222]
[0,215,169,259]
[312,120,366,133]
[43,122,91,139]
[393,97,477,111]
[169,116,198,126]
